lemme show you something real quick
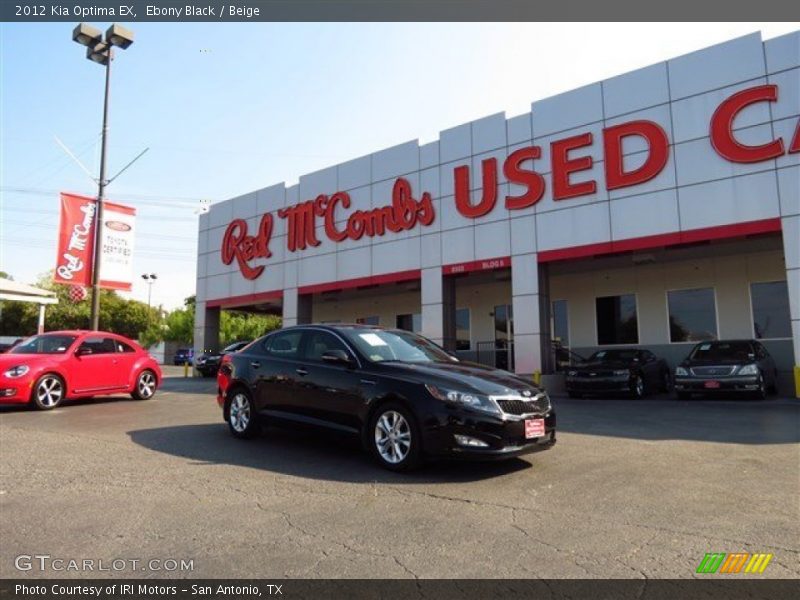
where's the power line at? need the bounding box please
[1,186,209,206]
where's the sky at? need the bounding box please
[1,22,798,310]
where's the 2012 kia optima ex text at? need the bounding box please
[217,324,556,471]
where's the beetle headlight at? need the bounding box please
[425,384,500,415]
[737,364,759,376]
[3,365,29,378]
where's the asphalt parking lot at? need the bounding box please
[1,368,798,579]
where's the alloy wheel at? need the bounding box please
[229,393,251,433]
[36,376,63,409]
[374,410,412,464]
[634,376,644,398]
[137,371,156,399]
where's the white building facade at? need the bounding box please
[195,31,800,396]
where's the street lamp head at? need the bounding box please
[106,24,134,49]
[72,23,102,47]
[86,42,110,65]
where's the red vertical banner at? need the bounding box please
[54,193,97,287]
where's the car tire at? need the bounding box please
[660,370,672,393]
[631,374,645,399]
[131,369,157,400]
[754,373,767,400]
[368,403,422,472]
[31,374,65,410]
[227,388,259,439]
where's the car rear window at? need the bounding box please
[689,342,754,361]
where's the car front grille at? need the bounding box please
[690,366,737,377]
[496,398,548,416]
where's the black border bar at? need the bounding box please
[1,0,798,22]
[2,579,799,600]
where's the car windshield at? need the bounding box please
[343,329,454,364]
[587,349,639,362]
[10,334,77,354]
[689,342,754,361]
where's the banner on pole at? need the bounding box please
[54,192,137,291]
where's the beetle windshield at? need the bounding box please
[10,334,77,354]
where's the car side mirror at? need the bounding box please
[321,349,352,366]
[75,347,92,356]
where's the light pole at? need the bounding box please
[141,273,158,312]
[72,23,134,331]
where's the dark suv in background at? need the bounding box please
[674,340,778,399]
[217,324,556,471]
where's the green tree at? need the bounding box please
[0,271,162,343]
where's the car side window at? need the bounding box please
[78,337,117,355]
[117,341,135,353]
[302,330,351,363]
[755,343,768,359]
[263,330,303,360]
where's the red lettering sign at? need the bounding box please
[221,214,273,280]
[603,120,669,190]
[710,84,785,163]
[552,132,597,200]
[454,158,498,218]
[504,146,545,209]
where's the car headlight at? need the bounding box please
[425,384,501,415]
[675,366,689,376]
[3,365,29,378]
[737,364,759,376]
[567,370,578,377]
[613,369,629,376]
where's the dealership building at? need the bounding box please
[194,31,800,395]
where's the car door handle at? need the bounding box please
[250,361,261,369]
[296,368,308,376]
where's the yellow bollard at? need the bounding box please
[184,361,189,378]
[794,365,800,399]
[532,370,542,386]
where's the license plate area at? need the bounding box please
[704,380,721,389]
[525,418,545,439]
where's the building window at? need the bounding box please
[552,299,569,347]
[667,288,718,342]
[356,316,380,326]
[596,294,638,345]
[751,281,792,339]
[456,308,471,350]
[396,313,421,333]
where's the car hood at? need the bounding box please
[683,358,750,367]
[0,353,56,369]
[379,360,541,396]
[574,360,635,371]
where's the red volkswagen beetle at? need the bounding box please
[0,330,162,410]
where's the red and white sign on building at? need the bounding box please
[54,192,137,292]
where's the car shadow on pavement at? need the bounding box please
[554,396,800,444]
[127,422,535,484]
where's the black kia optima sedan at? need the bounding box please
[565,348,672,398]
[673,340,778,399]
[216,324,555,471]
